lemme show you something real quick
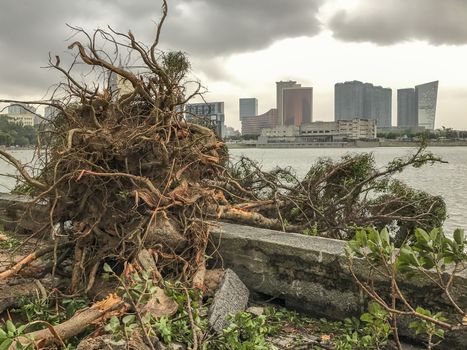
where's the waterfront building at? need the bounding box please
[397,88,417,127]
[282,87,313,126]
[397,81,438,130]
[276,81,300,125]
[416,81,439,130]
[222,125,241,139]
[258,118,376,145]
[184,102,225,138]
[5,103,35,126]
[335,81,392,127]
[239,98,258,119]
[241,108,278,136]
[6,114,34,126]
[7,103,36,115]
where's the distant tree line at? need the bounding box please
[0,115,36,146]
[378,127,467,140]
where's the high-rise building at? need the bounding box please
[239,98,258,119]
[184,102,225,138]
[416,81,439,130]
[335,81,392,127]
[282,87,313,126]
[397,88,417,127]
[276,81,300,125]
[397,81,438,130]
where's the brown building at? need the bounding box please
[241,108,278,135]
[282,87,313,126]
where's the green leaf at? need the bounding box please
[380,228,390,245]
[415,228,430,244]
[103,263,113,273]
[0,339,13,350]
[16,324,27,335]
[453,229,464,245]
[5,321,15,334]
[122,315,136,325]
[360,313,373,323]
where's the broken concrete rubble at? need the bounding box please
[208,268,249,333]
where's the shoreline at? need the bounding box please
[227,140,467,149]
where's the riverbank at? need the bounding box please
[227,139,467,149]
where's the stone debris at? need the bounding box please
[268,333,320,349]
[246,305,265,316]
[208,268,249,333]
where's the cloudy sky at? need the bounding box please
[0,0,466,130]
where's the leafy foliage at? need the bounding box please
[0,115,36,146]
[227,146,446,241]
[347,227,467,349]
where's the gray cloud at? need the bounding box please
[0,0,324,98]
[162,0,324,55]
[328,0,467,45]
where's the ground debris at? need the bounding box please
[208,269,249,333]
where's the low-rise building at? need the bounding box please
[5,103,36,126]
[6,114,35,126]
[241,108,278,136]
[258,119,376,145]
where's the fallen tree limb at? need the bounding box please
[214,205,303,233]
[0,242,73,281]
[12,293,126,349]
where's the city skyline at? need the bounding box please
[0,1,466,131]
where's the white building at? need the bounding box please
[6,103,36,126]
[259,119,376,144]
[7,114,35,126]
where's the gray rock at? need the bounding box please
[208,268,249,333]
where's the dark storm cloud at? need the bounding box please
[329,0,467,45]
[162,0,324,55]
[0,0,324,97]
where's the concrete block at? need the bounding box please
[208,268,249,333]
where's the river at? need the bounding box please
[1,147,466,232]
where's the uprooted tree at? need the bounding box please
[0,1,226,294]
[0,0,453,348]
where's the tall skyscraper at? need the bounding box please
[239,98,258,118]
[276,81,300,125]
[397,81,438,130]
[416,81,439,130]
[282,87,313,126]
[335,81,392,127]
[397,88,417,127]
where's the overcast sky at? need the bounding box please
[1,0,466,130]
